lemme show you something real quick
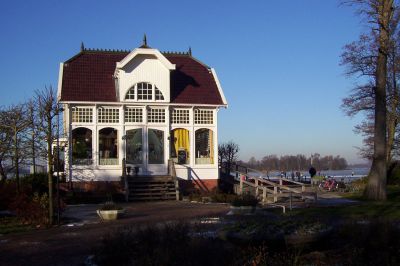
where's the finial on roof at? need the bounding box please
[80,42,85,52]
[188,46,192,56]
[139,33,150,48]
[143,34,147,46]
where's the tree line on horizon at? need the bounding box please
[238,153,348,172]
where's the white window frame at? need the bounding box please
[125,106,144,124]
[97,107,120,124]
[194,127,215,165]
[124,82,165,102]
[171,108,190,125]
[147,107,166,124]
[194,109,214,125]
[71,106,93,124]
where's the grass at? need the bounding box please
[289,185,400,221]
[0,217,33,235]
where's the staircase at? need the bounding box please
[127,176,178,201]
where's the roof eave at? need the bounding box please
[116,48,176,70]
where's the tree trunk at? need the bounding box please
[14,127,20,193]
[364,0,393,200]
[47,114,54,225]
[32,131,36,175]
[386,43,399,163]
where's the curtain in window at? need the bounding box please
[173,129,190,156]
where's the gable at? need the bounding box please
[116,52,172,102]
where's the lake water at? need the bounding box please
[247,167,370,183]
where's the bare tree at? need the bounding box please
[0,108,13,185]
[218,141,239,171]
[342,0,395,200]
[36,86,58,224]
[0,104,30,192]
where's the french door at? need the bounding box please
[125,127,167,175]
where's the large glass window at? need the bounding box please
[72,128,92,165]
[98,108,119,123]
[99,128,118,165]
[172,109,189,124]
[194,109,213,124]
[126,129,143,164]
[195,129,214,164]
[148,129,164,164]
[72,107,93,123]
[171,128,190,164]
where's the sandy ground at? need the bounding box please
[0,201,229,266]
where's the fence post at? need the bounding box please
[289,192,292,211]
[122,158,129,202]
[239,176,243,195]
[273,186,278,202]
[263,187,267,203]
[255,178,259,196]
[235,164,239,180]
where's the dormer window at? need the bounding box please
[138,82,152,100]
[125,82,165,101]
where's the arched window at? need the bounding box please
[99,128,118,165]
[155,87,164,100]
[125,87,135,100]
[124,82,165,101]
[171,128,190,164]
[72,128,92,165]
[195,129,214,164]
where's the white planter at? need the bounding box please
[97,210,119,220]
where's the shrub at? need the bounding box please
[100,201,123,211]
[94,222,235,266]
[231,194,259,207]
[9,192,49,226]
[387,161,400,185]
[0,181,17,210]
[22,173,49,194]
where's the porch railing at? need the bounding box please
[99,158,119,165]
[220,162,313,207]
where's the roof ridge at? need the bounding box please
[83,47,131,53]
[162,51,191,56]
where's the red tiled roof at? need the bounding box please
[60,50,224,105]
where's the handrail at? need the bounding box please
[228,162,308,204]
[168,159,180,201]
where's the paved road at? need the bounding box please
[0,201,229,266]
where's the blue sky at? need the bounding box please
[0,0,367,163]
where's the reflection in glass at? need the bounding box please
[72,127,92,165]
[99,128,118,165]
[126,129,143,164]
[195,128,214,164]
[148,129,164,164]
